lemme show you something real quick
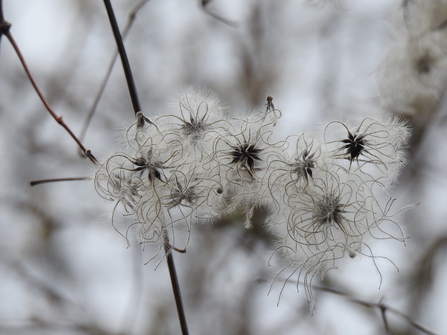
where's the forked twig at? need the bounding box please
[259,277,437,335]
[312,285,438,335]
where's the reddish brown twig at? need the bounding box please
[4,31,98,165]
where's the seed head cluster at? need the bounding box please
[94,89,410,307]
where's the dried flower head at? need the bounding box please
[270,164,406,308]
[228,142,263,177]
[324,116,410,186]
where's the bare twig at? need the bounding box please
[30,177,88,187]
[102,2,189,334]
[260,277,437,335]
[312,285,438,335]
[0,0,4,23]
[79,0,151,143]
[0,0,10,38]
[3,31,98,165]
[162,228,190,335]
[200,0,239,27]
[103,0,141,115]
[0,0,12,46]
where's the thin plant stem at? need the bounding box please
[0,0,4,22]
[103,0,141,115]
[162,228,190,335]
[312,285,438,335]
[4,31,98,165]
[0,0,12,50]
[200,0,239,27]
[79,0,151,143]
[30,177,88,187]
[258,277,437,335]
[102,2,190,334]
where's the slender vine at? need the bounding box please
[103,0,141,115]
[102,1,189,334]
